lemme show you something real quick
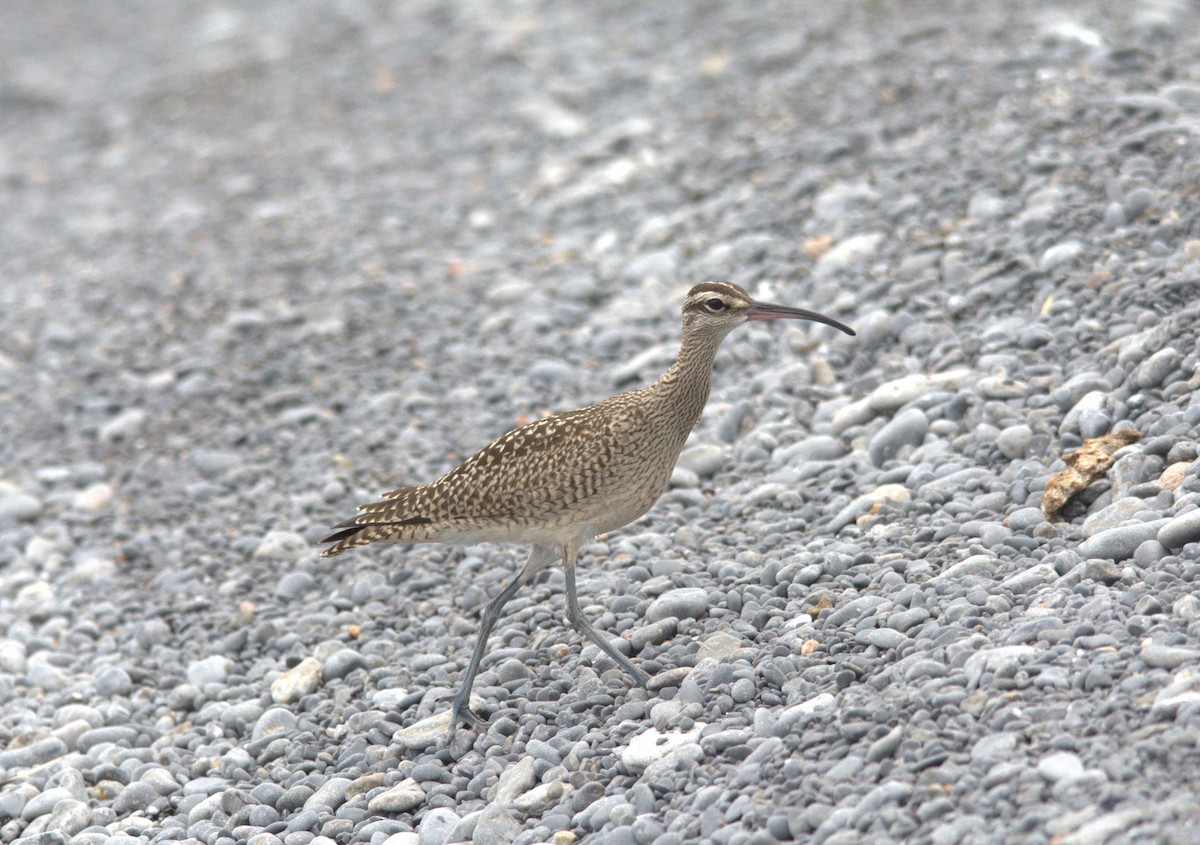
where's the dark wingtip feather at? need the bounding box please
[319,525,363,547]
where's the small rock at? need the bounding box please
[99,408,148,443]
[252,706,298,741]
[187,655,235,687]
[418,807,460,845]
[113,782,159,815]
[1157,462,1191,491]
[646,588,709,622]
[1134,347,1181,390]
[1150,669,1200,719]
[620,726,703,773]
[813,232,884,278]
[1081,497,1150,537]
[696,631,744,662]
[0,737,68,770]
[72,482,114,511]
[977,373,1028,400]
[93,665,132,697]
[1007,507,1046,532]
[322,648,369,681]
[854,628,909,650]
[21,787,74,821]
[868,370,974,413]
[45,799,91,837]
[829,484,910,532]
[511,781,568,815]
[628,618,677,652]
[0,492,44,523]
[492,757,536,805]
[271,658,323,704]
[471,802,522,845]
[1077,520,1168,562]
[676,444,726,477]
[1083,560,1121,584]
[255,531,309,560]
[275,571,316,599]
[1037,751,1084,783]
[367,778,425,814]
[1038,241,1083,273]
[996,424,1034,459]
[868,407,929,466]
[393,711,462,752]
[1140,643,1200,669]
[306,778,352,813]
[1158,510,1200,550]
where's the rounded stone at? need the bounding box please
[646,588,710,622]
[868,408,929,466]
[1158,510,1200,549]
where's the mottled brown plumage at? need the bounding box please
[321,281,854,737]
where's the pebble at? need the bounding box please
[645,588,709,622]
[271,657,323,704]
[868,407,928,466]
[0,737,67,770]
[187,655,235,687]
[1038,240,1083,273]
[253,707,298,741]
[1134,347,1181,389]
[471,803,522,845]
[676,444,726,477]
[393,712,456,752]
[1081,497,1149,536]
[1157,509,1200,549]
[275,571,316,599]
[620,727,704,773]
[1076,520,1169,562]
[0,491,44,523]
[366,779,425,814]
[72,482,114,511]
[321,648,368,681]
[417,808,459,845]
[99,408,148,442]
[492,757,536,805]
[868,369,974,413]
[977,373,1028,400]
[255,531,310,560]
[996,424,1034,459]
[813,232,884,277]
[1007,507,1046,532]
[1150,670,1200,718]
[854,628,909,650]
[1140,643,1200,669]
[696,631,744,662]
[1037,751,1084,783]
[22,788,75,821]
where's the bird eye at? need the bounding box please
[704,298,726,312]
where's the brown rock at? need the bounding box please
[1042,428,1140,519]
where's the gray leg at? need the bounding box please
[564,553,650,686]
[447,546,556,739]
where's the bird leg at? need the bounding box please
[564,551,650,687]
[447,546,556,738]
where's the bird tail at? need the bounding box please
[318,485,432,557]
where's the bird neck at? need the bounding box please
[652,326,726,430]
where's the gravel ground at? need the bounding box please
[3,1,1200,844]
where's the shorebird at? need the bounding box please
[321,281,855,736]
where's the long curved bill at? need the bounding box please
[746,300,856,336]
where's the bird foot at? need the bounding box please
[445,697,487,743]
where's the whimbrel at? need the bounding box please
[321,282,855,735]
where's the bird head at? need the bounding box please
[681,281,856,338]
